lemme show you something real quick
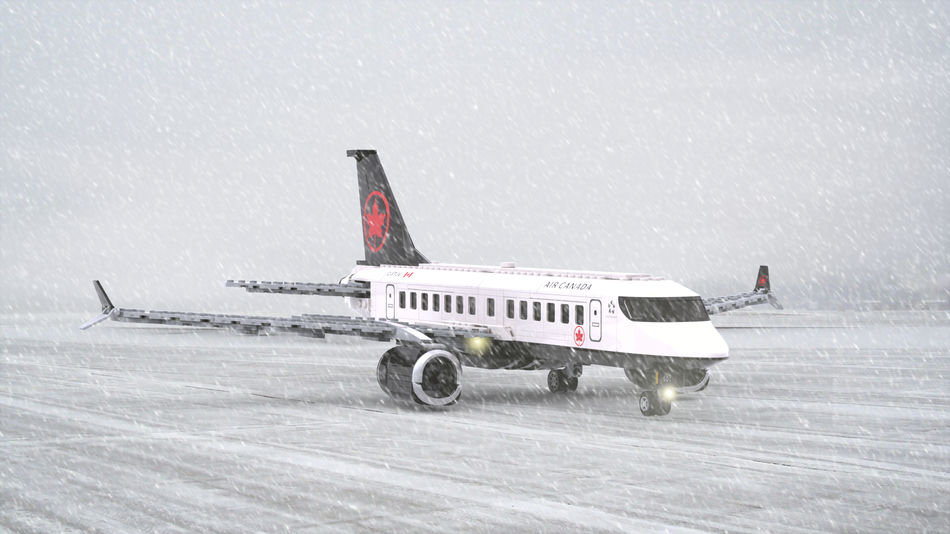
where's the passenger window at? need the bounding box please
[433,293,440,312]
[575,304,584,325]
[456,296,464,314]
[399,291,406,309]
[561,304,569,323]
[519,301,528,320]
[507,299,515,319]
[487,298,495,317]
[410,292,417,310]
[468,296,476,315]
[444,294,451,313]
[533,302,541,321]
[546,302,555,322]
[421,293,428,311]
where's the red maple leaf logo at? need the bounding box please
[574,326,585,346]
[366,199,387,240]
[363,191,390,252]
[759,275,767,287]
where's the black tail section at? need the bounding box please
[754,265,770,292]
[754,265,784,309]
[347,150,429,266]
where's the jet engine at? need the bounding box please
[376,346,462,406]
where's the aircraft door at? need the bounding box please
[590,299,602,342]
[386,284,395,319]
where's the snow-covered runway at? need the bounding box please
[2,311,948,532]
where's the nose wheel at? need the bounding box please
[638,390,672,416]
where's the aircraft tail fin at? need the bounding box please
[753,265,784,310]
[754,265,771,292]
[347,150,429,266]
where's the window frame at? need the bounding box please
[575,304,584,325]
[618,296,711,323]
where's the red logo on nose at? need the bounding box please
[574,326,585,347]
[363,191,390,253]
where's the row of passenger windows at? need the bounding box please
[399,291,477,314]
[508,300,584,325]
[398,291,584,325]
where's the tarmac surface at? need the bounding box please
[2,310,948,532]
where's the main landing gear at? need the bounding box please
[546,364,582,394]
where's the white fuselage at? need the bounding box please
[345,263,728,369]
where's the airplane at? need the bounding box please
[81,149,783,417]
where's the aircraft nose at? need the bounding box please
[633,322,728,359]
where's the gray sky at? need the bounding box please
[2,0,948,314]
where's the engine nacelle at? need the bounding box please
[376,346,463,406]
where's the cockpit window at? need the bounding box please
[619,296,709,322]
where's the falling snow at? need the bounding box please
[1,1,948,531]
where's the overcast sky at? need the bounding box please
[1,0,947,314]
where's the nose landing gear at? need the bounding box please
[638,390,673,417]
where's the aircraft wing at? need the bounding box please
[80,281,494,345]
[703,265,784,316]
[224,279,370,298]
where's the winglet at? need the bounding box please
[80,280,115,330]
[93,280,114,313]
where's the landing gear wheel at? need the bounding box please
[638,391,656,416]
[566,377,578,392]
[547,370,568,393]
[656,397,672,416]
